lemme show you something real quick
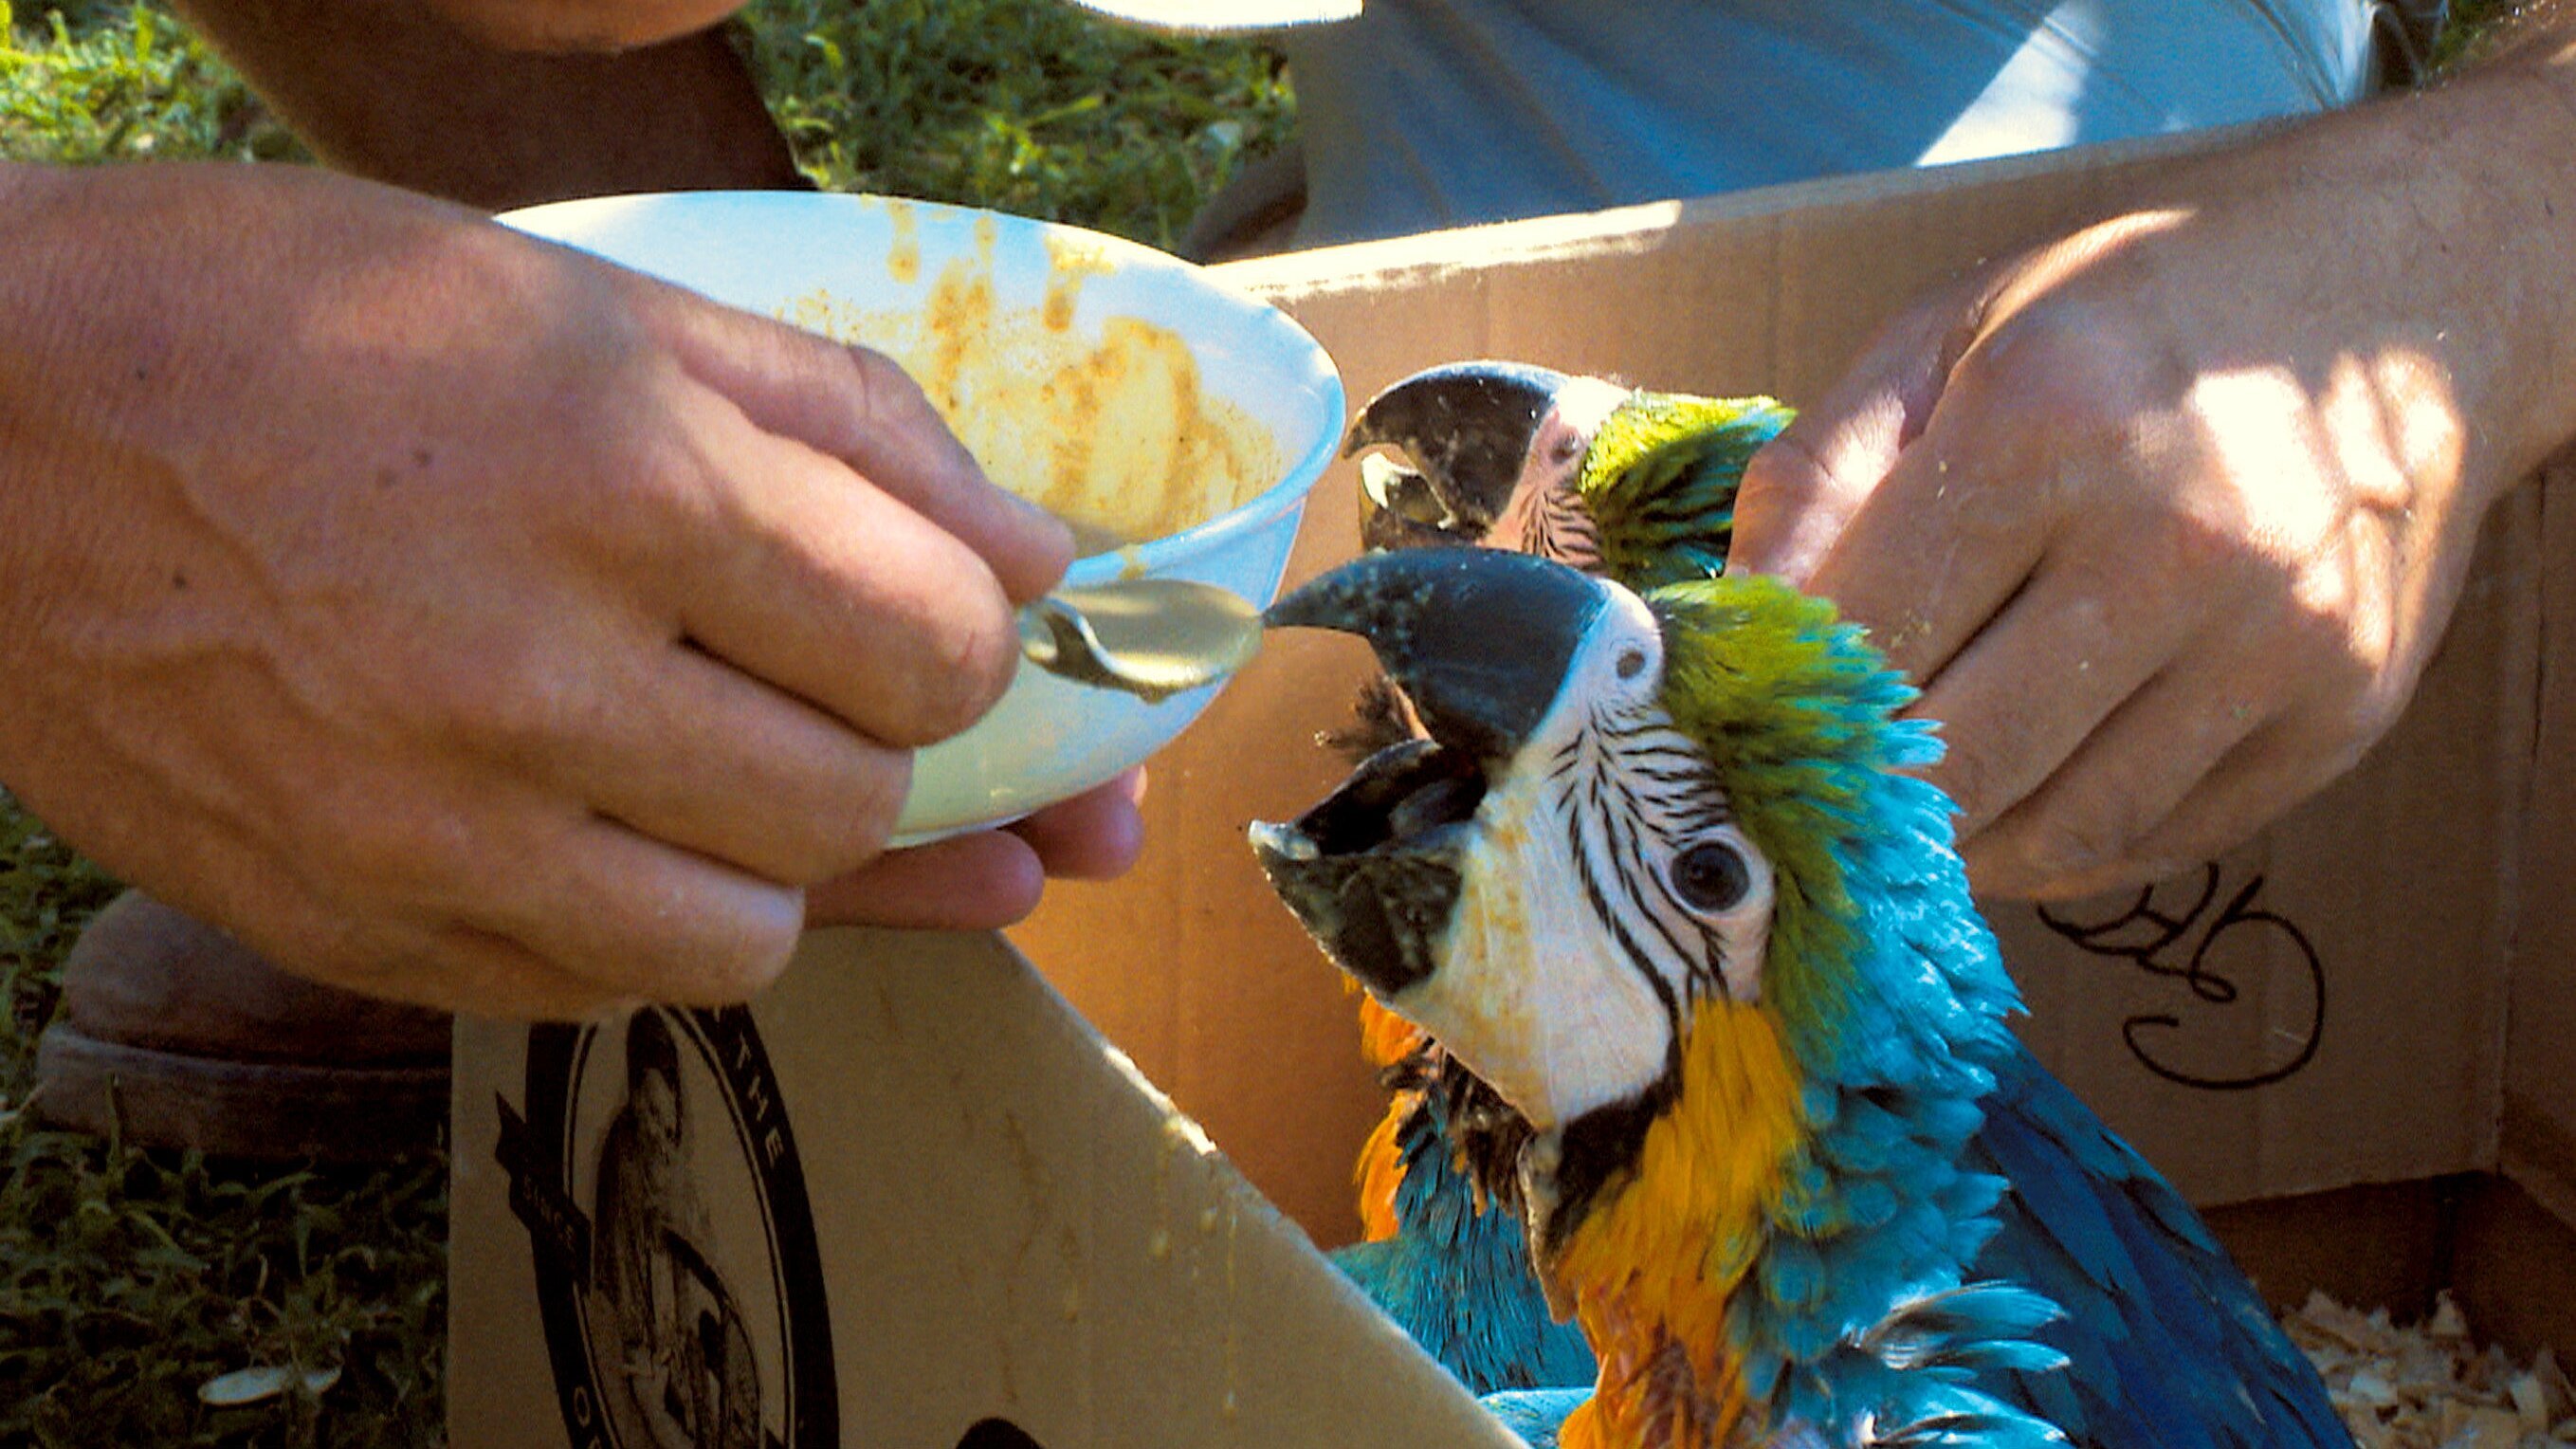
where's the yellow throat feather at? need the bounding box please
[1546,1000,1805,1449]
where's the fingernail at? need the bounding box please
[1007,488,1078,551]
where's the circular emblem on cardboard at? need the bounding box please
[498,1006,835,1449]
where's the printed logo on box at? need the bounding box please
[497,1007,835,1449]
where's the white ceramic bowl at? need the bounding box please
[502,192,1343,840]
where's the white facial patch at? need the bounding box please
[1488,376,1632,561]
[1415,770,1677,1130]
[1549,376,1634,449]
[1389,583,1781,1128]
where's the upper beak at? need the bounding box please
[1264,547,1608,767]
[1343,361,1571,550]
[1251,549,1609,997]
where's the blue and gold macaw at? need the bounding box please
[1255,546,2351,1449]
[1344,359,1789,588]
[1319,362,1789,1399]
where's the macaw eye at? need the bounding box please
[1671,840,1752,913]
[1616,646,1650,680]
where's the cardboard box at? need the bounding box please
[450,133,2576,1446]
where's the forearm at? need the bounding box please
[164,0,796,211]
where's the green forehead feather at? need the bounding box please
[1578,392,1794,591]
[1648,574,1927,787]
[1648,575,1936,994]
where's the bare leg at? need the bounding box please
[170,0,802,210]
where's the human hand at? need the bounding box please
[415,0,740,53]
[806,766,1148,928]
[1729,169,2538,900]
[0,161,1106,1017]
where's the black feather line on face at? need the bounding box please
[1552,714,1673,1022]
[1564,702,1738,1014]
[1532,488,1602,574]
[1521,694,1749,1251]
[1601,774,1712,1005]
[1573,780,1687,1030]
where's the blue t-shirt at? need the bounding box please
[1258,0,2378,245]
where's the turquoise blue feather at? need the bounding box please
[1479,1388,1587,1448]
[1327,1078,1596,1395]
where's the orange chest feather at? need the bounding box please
[1352,994,1429,1241]
[1549,1002,1807,1449]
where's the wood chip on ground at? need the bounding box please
[2285,1291,2574,1449]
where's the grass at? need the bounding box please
[750,0,1291,248]
[0,0,298,163]
[0,2,1288,1442]
[1,793,445,1444]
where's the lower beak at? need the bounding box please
[1251,548,1609,997]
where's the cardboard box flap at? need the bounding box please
[1215,124,2277,403]
[2508,460,2576,1232]
[1021,128,2537,1237]
[451,928,1521,1449]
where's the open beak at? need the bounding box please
[1251,549,1608,998]
[1343,361,1572,553]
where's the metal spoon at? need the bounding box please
[1018,578,1265,703]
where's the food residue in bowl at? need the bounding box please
[886,203,921,285]
[779,210,1284,554]
[1042,230,1120,333]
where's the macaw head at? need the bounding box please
[1343,360,1792,588]
[1343,360,1628,559]
[1251,548,2019,1278]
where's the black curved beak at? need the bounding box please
[1251,549,1609,998]
[1343,361,1571,550]
[1266,548,1607,766]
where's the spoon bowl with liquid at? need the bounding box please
[1019,578,1266,703]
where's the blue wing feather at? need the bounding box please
[1964,1049,2349,1449]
